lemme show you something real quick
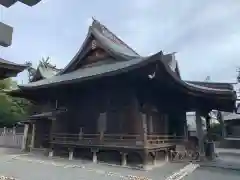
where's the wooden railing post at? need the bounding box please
[99,131,104,143]
[141,114,148,147]
[79,127,83,140]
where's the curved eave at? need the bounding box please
[18,53,162,90]
[156,55,236,100]
[3,88,37,101]
[0,58,28,71]
[0,66,27,80]
[185,81,234,91]
[17,51,236,104]
[4,88,25,97]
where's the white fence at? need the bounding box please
[0,127,24,149]
[0,134,23,148]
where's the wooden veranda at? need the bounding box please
[47,133,184,151]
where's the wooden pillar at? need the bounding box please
[163,114,169,134]
[217,111,226,138]
[196,111,205,157]
[141,113,148,146]
[148,115,153,134]
[206,114,211,141]
[79,127,83,140]
[21,124,29,151]
[131,97,141,135]
[98,113,106,142]
[30,123,36,150]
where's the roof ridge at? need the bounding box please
[92,18,140,56]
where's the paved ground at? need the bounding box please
[185,167,240,180]
[216,148,240,156]
[0,148,239,180]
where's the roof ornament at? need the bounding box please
[148,72,156,79]
[148,64,159,80]
[91,17,139,56]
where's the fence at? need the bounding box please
[0,127,24,149]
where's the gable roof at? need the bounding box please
[30,61,61,82]
[59,19,140,74]
[19,56,150,89]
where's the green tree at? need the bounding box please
[0,78,30,127]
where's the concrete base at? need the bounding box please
[69,151,74,160]
[121,153,127,166]
[48,151,54,157]
[92,152,97,163]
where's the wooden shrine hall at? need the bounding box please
[8,19,236,168]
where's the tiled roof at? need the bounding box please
[15,19,236,107]
[60,19,140,75]
[19,57,149,88]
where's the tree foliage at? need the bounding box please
[0,78,30,127]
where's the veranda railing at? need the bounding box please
[48,133,185,147]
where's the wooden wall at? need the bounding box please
[32,75,186,137]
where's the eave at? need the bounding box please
[0,58,28,79]
[17,51,236,101]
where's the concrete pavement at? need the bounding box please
[184,167,240,180]
[216,148,240,156]
[0,148,189,180]
[197,148,240,171]
[0,148,239,180]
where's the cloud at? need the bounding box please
[1,0,240,83]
